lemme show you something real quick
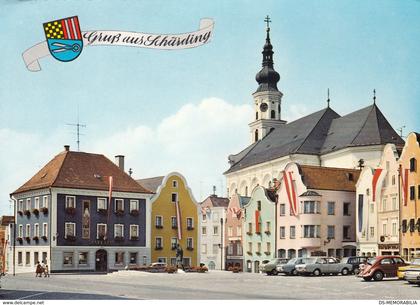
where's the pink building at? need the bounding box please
[276,163,360,258]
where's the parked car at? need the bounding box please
[397,257,420,279]
[403,267,420,285]
[260,258,289,275]
[358,257,376,274]
[258,260,270,273]
[358,255,407,281]
[295,257,352,276]
[340,256,369,274]
[149,262,168,272]
[277,257,310,276]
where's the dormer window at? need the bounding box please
[410,158,417,172]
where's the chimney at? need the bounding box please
[64,145,70,152]
[115,155,125,171]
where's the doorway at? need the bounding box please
[95,249,108,272]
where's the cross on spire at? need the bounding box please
[373,89,376,104]
[327,88,330,108]
[264,15,271,30]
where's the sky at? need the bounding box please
[0,0,419,215]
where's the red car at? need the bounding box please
[358,255,407,281]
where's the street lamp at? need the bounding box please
[219,218,224,270]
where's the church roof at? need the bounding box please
[225,104,404,174]
[12,149,152,195]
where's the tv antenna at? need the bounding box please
[67,107,86,151]
[397,125,406,138]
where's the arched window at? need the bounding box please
[254,130,259,142]
[245,186,248,197]
[256,112,258,120]
[271,110,275,119]
[278,105,281,117]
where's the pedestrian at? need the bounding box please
[35,261,43,277]
[43,262,50,277]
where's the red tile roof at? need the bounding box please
[11,150,152,195]
[299,165,360,192]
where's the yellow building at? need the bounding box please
[399,132,420,261]
[138,172,199,267]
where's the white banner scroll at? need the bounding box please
[22,18,214,72]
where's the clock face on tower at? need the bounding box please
[259,102,268,112]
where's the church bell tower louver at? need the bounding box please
[249,16,286,143]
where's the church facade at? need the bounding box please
[224,22,404,198]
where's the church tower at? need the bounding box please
[249,16,286,143]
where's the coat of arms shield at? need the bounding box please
[43,16,83,62]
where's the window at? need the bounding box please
[130,225,139,239]
[382,199,387,211]
[238,244,243,256]
[402,220,407,233]
[270,110,275,119]
[171,237,177,249]
[370,203,374,213]
[202,214,207,222]
[248,242,252,253]
[279,204,285,216]
[25,252,30,266]
[290,226,296,239]
[383,223,387,235]
[186,217,193,229]
[42,223,48,237]
[370,226,375,238]
[26,198,31,211]
[129,252,137,264]
[18,225,23,238]
[18,252,22,265]
[18,200,23,212]
[201,244,207,254]
[65,196,76,208]
[115,199,124,211]
[212,244,219,254]
[343,226,350,239]
[237,225,242,236]
[155,216,163,228]
[130,200,139,212]
[213,226,219,235]
[279,226,285,239]
[266,242,271,253]
[97,198,107,210]
[381,258,394,265]
[155,237,163,249]
[65,222,76,238]
[257,242,261,253]
[34,197,40,209]
[97,224,107,239]
[410,186,415,201]
[79,252,88,265]
[42,252,47,264]
[257,201,261,211]
[303,201,320,214]
[392,175,396,186]
[228,244,233,255]
[343,202,350,216]
[303,225,320,238]
[34,223,39,237]
[157,257,167,263]
[248,223,252,234]
[327,226,335,239]
[410,158,417,172]
[26,224,31,237]
[171,193,178,203]
[115,252,124,265]
[201,226,206,235]
[265,221,271,233]
[63,252,73,266]
[43,196,49,208]
[171,216,177,229]
[172,180,178,188]
[114,224,124,237]
[327,202,335,215]
[392,222,397,236]
[34,252,39,265]
[228,226,233,236]
[186,237,193,249]
[392,197,397,210]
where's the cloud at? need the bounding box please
[0,98,252,214]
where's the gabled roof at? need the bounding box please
[136,176,164,193]
[225,104,404,174]
[239,196,251,208]
[12,150,152,195]
[299,165,360,192]
[202,195,229,208]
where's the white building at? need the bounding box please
[199,195,229,270]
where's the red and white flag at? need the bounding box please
[400,168,409,205]
[372,168,387,202]
[175,201,182,240]
[283,171,297,216]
